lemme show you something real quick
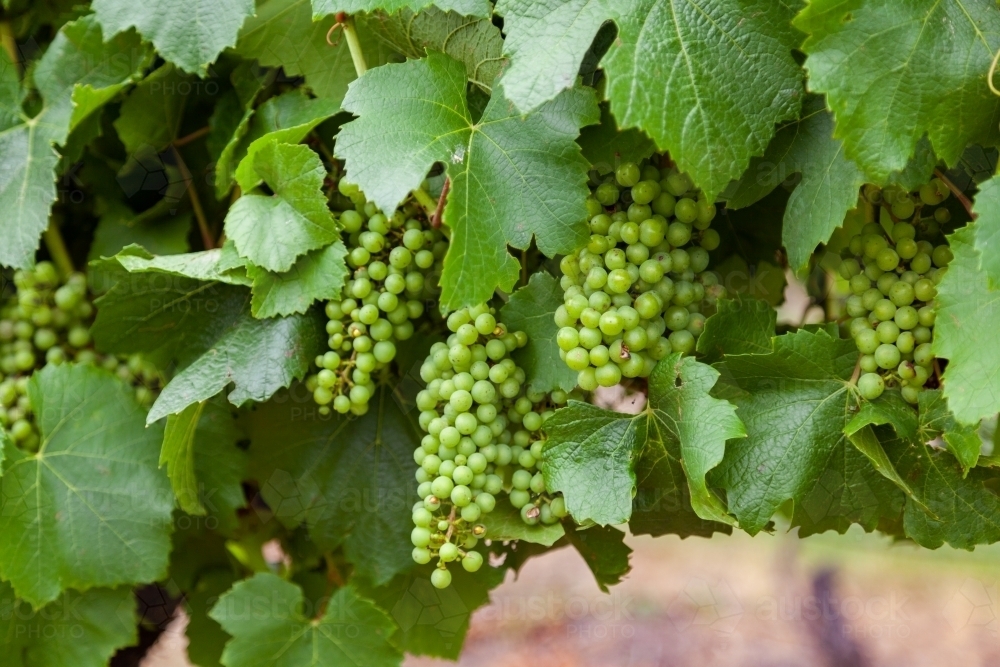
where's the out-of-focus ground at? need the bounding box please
[144,527,1000,667]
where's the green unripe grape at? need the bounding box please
[932,245,953,267]
[627,203,652,222]
[615,162,641,187]
[859,354,879,373]
[700,229,720,251]
[411,526,431,548]
[873,299,896,322]
[595,363,622,387]
[876,321,900,344]
[858,373,885,400]
[896,331,916,354]
[855,329,879,355]
[876,248,900,272]
[891,197,915,220]
[874,343,901,369]
[664,172,692,196]
[914,279,936,302]
[914,343,934,367]
[631,180,660,205]
[462,551,484,572]
[520,504,541,525]
[509,489,531,509]
[888,281,915,307]
[917,306,936,327]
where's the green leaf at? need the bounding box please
[210,573,401,667]
[918,389,983,476]
[970,174,1000,284]
[114,246,252,286]
[162,401,209,516]
[884,434,1000,550]
[844,423,931,517]
[88,200,192,261]
[934,224,1000,425]
[887,136,937,191]
[236,0,388,102]
[185,568,239,667]
[363,8,505,93]
[354,564,503,660]
[312,0,492,19]
[0,583,137,666]
[225,141,339,273]
[247,383,420,584]
[113,63,191,154]
[0,364,173,607]
[712,328,885,534]
[564,525,631,593]
[248,241,349,318]
[576,101,657,175]
[696,298,775,364]
[337,52,598,309]
[148,308,323,422]
[91,0,256,74]
[493,0,612,113]
[0,16,150,269]
[479,496,565,545]
[160,398,245,529]
[499,271,578,394]
[796,0,1000,182]
[0,48,21,132]
[544,354,742,529]
[603,0,804,200]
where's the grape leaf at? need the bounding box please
[696,298,776,364]
[970,173,1000,284]
[236,0,388,102]
[113,63,191,154]
[210,573,401,667]
[493,0,612,113]
[564,525,631,593]
[363,8,505,93]
[0,49,22,132]
[602,0,804,200]
[479,497,566,545]
[114,246,251,286]
[148,308,323,423]
[728,98,866,270]
[499,271,578,394]
[0,16,150,270]
[918,389,983,476]
[934,225,1000,425]
[225,142,339,273]
[247,240,349,318]
[88,200,192,261]
[711,329,874,534]
[161,399,246,527]
[312,0,492,19]
[0,583,137,666]
[247,383,420,585]
[887,136,937,192]
[0,364,174,607]
[354,564,503,661]
[337,52,598,309]
[544,354,742,528]
[796,0,1000,182]
[577,101,657,175]
[883,433,1000,550]
[91,0,256,75]
[185,568,238,667]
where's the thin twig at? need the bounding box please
[171,145,216,249]
[173,126,210,148]
[43,221,74,278]
[431,177,450,229]
[934,169,977,220]
[412,186,438,218]
[339,14,368,77]
[849,357,862,385]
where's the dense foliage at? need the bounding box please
[2,0,1000,664]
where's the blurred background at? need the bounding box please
[144,527,1000,667]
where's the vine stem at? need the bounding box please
[934,169,977,220]
[849,357,861,385]
[43,220,74,278]
[173,126,209,148]
[412,186,438,218]
[171,145,216,249]
[340,14,368,78]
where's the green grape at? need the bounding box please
[858,373,885,400]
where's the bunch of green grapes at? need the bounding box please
[0,262,163,450]
[556,158,723,390]
[841,180,953,404]
[495,386,576,526]
[306,188,447,417]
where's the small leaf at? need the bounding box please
[0,364,174,607]
[226,142,339,273]
[696,298,775,364]
[210,573,401,667]
[162,401,209,515]
[248,241,349,318]
[91,0,256,74]
[499,271,578,393]
[564,525,632,593]
[113,63,191,154]
[918,389,983,475]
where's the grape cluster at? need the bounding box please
[0,263,163,450]
[409,305,574,589]
[306,186,447,417]
[841,180,953,403]
[556,159,723,390]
